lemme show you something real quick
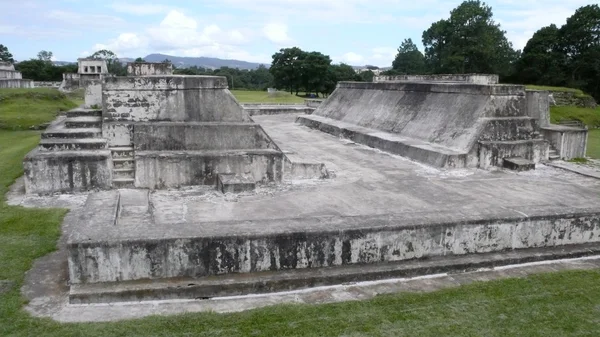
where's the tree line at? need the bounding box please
[269,47,374,97]
[386,1,600,101]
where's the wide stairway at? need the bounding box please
[24,108,112,194]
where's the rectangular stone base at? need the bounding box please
[23,149,112,194]
[217,174,256,193]
[67,191,600,285]
[135,149,283,189]
[503,157,535,171]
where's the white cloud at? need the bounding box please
[160,10,197,30]
[262,23,292,45]
[342,52,364,64]
[94,33,148,55]
[110,3,171,16]
[92,10,262,61]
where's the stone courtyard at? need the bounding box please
[12,66,600,322]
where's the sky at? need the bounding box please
[0,0,594,67]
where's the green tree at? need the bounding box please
[270,47,306,94]
[392,39,426,74]
[0,44,14,63]
[134,57,145,63]
[299,51,332,95]
[90,49,126,75]
[560,5,600,100]
[359,70,375,82]
[37,50,53,63]
[422,1,518,76]
[515,25,565,86]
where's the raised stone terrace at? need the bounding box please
[65,113,600,303]
[0,61,33,88]
[298,81,548,169]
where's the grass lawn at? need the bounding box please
[525,85,591,98]
[1,88,600,336]
[588,129,600,159]
[549,106,600,159]
[231,90,307,104]
[0,88,82,130]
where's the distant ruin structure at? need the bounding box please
[0,61,34,88]
[59,58,109,91]
[126,62,173,76]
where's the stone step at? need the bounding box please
[113,157,135,169]
[284,154,330,180]
[65,116,102,129]
[549,154,561,161]
[68,242,600,304]
[66,109,102,118]
[41,128,102,139]
[110,147,134,158]
[113,168,135,179]
[217,174,256,193]
[503,157,535,171]
[113,178,135,189]
[38,138,107,151]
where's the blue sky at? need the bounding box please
[0,0,594,67]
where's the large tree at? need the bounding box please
[270,47,306,94]
[392,39,426,74]
[515,25,565,86]
[0,44,14,63]
[299,51,332,95]
[560,4,600,98]
[90,49,126,75]
[37,50,53,63]
[422,1,518,76]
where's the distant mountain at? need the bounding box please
[142,53,267,70]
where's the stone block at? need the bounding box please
[503,157,535,171]
[217,173,256,193]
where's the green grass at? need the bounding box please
[0,88,81,130]
[549,106,600,159]
[231,90,306,104]
[550,106,600,128]
[588,129,600,159]
[2,88,600,335]
[525,85,591,98]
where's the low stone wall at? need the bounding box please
[0,69,22,79]
[374,74,499,85]
[34,81,61,88]
[305,99,323,108]
[23,150,113,194]
[550,91,597,108]
[541,125,588,159]
[0,79,34,88]
[127,62,173,76]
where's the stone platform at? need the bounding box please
[298,81,549,169]
[66,114,600,302]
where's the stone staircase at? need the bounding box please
[548,146,560,161]
[24,108,113,194]
[110,147,135,188]
[40,109,106,152]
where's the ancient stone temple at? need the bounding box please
[24,68,283,194]
[0,61,33,88]
[298,74,588,169]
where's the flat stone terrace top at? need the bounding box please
[374,74,499,85]
[103,75,229,90]
[337,81,524,95]
[69,114,600,244]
